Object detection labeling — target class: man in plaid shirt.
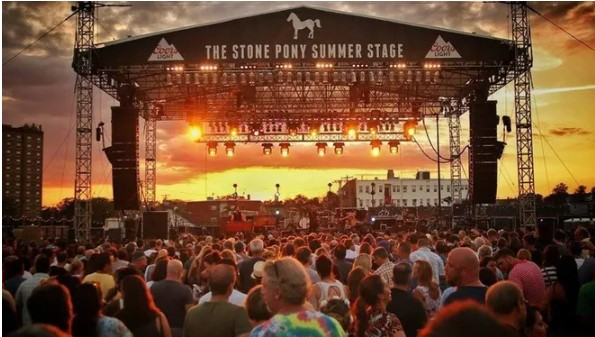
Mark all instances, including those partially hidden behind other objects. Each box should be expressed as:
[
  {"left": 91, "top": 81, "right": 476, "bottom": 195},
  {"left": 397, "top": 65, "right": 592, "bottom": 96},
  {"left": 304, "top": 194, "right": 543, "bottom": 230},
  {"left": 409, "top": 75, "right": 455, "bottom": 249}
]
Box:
[{"left": 372, "top": 247, "right": 395, "bottom": 287}]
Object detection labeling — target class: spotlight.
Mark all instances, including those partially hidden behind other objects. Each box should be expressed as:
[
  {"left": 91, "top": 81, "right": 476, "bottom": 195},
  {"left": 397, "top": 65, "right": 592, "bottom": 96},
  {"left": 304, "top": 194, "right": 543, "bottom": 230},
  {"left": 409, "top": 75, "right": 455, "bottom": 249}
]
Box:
[
  {"left": 403, "top": 120, "right": 418, "bottom": 140},
  {"left": 224, "top": 142, "right": 235, "bottom": 157},
  {"left": 316, "top": 142, "right": 327, "bottom": 156},
  {"left": 370, "top": 140, "right": 382, "bottom": 157},
  {"left": 287, "top": 122, "right": 299, "bottom": 136},
  {"left": 367, "top": 121, "right": 379, "bottom": 135},
  {"left": 189, "top": 124, "right": 202, "bottom": 141},
  {"left": 262, "top": 143, "right": 273, "bottom": 155},
  {"left": 250, "top": 123, "right": 263, "bottom": 136},
  {"left": 229, "top": 123, "right": 239, "bottom": 137},
  {"left": 279, "top": 143, "right": 290, "bottom": 157},
  {"left": 333, "top": 142, "right": 345, "bottom": 155},
  {"left": 309, "top": 122, "right": 321, "bottom": 137},
  {"left": 345, "top": 121, "right": 358, "bottom": 137},
  {"left": 388, "top": 140, "right": 400, "bottom": 154},
  {"left": 207, "top": 142, "right": 218, "bottom": 156}
]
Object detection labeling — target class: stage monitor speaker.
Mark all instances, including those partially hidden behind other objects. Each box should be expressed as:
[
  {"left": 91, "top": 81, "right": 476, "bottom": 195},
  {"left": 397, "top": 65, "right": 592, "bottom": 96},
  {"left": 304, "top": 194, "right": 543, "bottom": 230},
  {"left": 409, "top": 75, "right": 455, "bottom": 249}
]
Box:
[
  {"left": 107, "top": 228, "right": 123, "bottom": 243},
  {"left": 143, "top": 211, "right": 169, "bottom": 239}
]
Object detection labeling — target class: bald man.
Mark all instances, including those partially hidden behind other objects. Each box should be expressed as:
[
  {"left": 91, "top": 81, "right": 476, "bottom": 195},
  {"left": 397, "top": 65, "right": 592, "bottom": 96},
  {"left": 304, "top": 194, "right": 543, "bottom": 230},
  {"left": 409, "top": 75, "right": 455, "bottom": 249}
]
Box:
[
  {"left": 486, "top": 281, "right": 527, "bottom": 337},
  {"left": 151, "top": 259, "right": 195, "bottom": 337},
  {"left": 442, "top": 247, "right": 488, "bottom": 307}
]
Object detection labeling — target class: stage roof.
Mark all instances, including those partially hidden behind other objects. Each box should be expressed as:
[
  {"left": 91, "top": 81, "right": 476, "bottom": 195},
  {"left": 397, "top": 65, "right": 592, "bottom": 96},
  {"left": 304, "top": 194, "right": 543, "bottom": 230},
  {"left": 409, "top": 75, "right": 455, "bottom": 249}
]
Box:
[{"left": 80, "top": 6, "right": 517, "bottom": 124}]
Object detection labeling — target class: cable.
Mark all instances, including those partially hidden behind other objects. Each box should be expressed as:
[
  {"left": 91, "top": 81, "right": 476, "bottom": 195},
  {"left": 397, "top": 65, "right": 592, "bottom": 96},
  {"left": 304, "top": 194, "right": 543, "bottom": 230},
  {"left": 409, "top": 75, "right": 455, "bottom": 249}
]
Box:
[
  {"left": 3, "top": 11, "right": 77, "bottom": 67},
  {"left": 413, "top": 137, "right": 453, "bottom": 164},
  {"left": 528, "top": 5, "right": 595, "bottom": 53},
  {"left": 530, "top": 76, "right": 551, "bottom": 193},
  {"left": 421, "top": 117, "right": 469, "bottom": 161}
]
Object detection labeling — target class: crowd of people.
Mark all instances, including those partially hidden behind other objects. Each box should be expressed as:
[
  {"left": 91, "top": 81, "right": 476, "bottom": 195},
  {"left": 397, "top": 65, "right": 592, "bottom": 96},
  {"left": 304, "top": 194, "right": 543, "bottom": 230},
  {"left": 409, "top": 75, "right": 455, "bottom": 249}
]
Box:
[{"left": 2, "top": 225, "right": 595, "bottom": 337}]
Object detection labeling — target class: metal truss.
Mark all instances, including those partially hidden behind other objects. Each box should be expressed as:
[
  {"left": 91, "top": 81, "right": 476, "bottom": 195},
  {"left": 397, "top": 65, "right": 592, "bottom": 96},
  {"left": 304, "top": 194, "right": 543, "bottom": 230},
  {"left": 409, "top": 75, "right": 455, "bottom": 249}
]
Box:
[
  {"left": 448, "top": 111, "right": 463, "bottom": 204},
  {"left": 144, "top": 107, "right": 157, "bottom": 207},
  {"left": 196, "top": 132, "right": 408, "bottom": 144},
  {"left": 512, "top": 2, "right": 536, "bottom": 227},
  {"left": 73, "top": 2, "right": 95, "bottom": 242}
]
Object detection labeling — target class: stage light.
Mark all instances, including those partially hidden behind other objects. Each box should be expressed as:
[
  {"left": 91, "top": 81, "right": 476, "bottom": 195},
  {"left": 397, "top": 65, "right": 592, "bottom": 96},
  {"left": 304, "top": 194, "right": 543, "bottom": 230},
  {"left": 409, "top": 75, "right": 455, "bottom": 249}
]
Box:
[
  {"left": 207, "top": 142, "right": 218, "bottom": 156},
  {"left": 316, "top": 143, "right": 327, "bottom": 157},
  {"left": 224, "top": 142, "right": 235, "bottom": 157},
  {"left": 189, "top": 125, "right": 202, "bottom": 141},
  {"left": 388, "top": 140, "right": 400, "bottom": 154},
  {"left": 279, "top": 143, "right": 290, "bottom": 157},
  {"left": 287, "top": 122, "right": 299, "bottom": 136},
  {"left": 262, "top": 143, "right": 273, "bottom": 155},
  {"left": 309, "top": 122, "right": 321, "bottom": 137},
  {"left": 367, "top": 121, "right": 380, "bottom": 135},
  {"left": 250, "top": 123, "right": 262, "bottom": 136},
  {"left": 229, "top": 123, "right": 239, "bottom": 136},
  {"left": 333, "top": 142, "right": 345, "bottom": 155},
  {"left": 370, "top": 140, "right": 382, "bottom": 157},
  {"left": 403, "top": 120, "right": 418, "bottom": 140},
  {"left": 345, "top": 121, "right": 358, "bottom": 137}
]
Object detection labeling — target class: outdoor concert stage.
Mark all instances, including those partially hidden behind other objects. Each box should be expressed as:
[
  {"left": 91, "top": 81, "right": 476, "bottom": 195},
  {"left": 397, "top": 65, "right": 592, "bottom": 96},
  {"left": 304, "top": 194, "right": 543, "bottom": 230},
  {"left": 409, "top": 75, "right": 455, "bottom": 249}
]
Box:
[{"left": 76, "top": 6, "right": 519, "bottom": 221}]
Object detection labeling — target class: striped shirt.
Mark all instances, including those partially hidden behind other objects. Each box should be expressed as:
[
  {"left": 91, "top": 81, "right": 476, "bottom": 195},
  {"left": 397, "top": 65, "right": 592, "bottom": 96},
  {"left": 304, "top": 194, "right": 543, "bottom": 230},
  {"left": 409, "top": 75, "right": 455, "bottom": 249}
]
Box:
[
  {"left": 508, "top": 260, "right": 546, "bottom": 307},
  {"left": 541, "top": 266, "right": 557, "bottom": 287}
]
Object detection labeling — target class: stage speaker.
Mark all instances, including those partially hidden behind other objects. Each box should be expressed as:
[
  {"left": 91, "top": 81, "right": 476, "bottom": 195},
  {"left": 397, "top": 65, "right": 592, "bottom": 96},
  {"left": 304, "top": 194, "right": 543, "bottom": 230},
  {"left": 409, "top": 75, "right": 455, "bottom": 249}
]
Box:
[
  {"left": 143, "top": 211, "right": 169, "bottom": 239},
  {"left": 106, "top": 106, "right": 140, "bottom": 211},
  {"left": 469, "top": 101, "right": 498, "bottom": 204}
]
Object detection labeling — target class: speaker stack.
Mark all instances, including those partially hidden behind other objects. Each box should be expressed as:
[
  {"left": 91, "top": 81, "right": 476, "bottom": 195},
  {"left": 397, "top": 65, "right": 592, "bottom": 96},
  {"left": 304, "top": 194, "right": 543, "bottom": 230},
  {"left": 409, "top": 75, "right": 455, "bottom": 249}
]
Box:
[{"left": 469, "top": 100, "right": 498, "bottom": 204}]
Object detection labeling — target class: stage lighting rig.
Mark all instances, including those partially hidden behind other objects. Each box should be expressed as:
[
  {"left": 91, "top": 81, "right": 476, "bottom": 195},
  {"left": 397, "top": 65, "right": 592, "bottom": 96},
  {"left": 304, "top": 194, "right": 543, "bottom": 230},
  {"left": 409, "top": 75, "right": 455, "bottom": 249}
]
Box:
[
  {"left": 225, "top": 142, "right": 235, "bottom": 157},
  {"left": 388, "top": 140, "right": 400, "bottom": 154},
  {"left": 279, "top": 143, "right": 290, "bottom": 157},
  {"left": 403, "top": 120, "right": 418, "bottom": 140},
  {"left": 262, "top": 143, "right": 273, "bottom": 155},
  {"left": 207, "top": 142, "right": 218, "bottom": 156},
  {"left": 333, "top": 142, "right": 345, "bottom": 155},
  {"left": 370, "top": 140, "right": 382, "bottom": 157},
  {"left": 316, "top": 143, "right": 327, "bottom": 156}
]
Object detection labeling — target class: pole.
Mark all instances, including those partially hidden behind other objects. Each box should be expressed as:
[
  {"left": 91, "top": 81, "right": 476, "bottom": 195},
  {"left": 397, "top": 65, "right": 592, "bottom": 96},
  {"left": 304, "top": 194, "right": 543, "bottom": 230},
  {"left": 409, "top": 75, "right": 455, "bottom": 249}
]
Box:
[{"left": 437, "top": 114, "right": 442, "bottom": 222}]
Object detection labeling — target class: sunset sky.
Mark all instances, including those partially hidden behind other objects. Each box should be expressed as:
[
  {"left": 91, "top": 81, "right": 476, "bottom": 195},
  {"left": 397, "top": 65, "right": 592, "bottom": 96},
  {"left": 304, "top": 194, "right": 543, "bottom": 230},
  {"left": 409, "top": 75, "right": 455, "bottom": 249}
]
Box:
[{"left": 2, "top": 1, "right": 594, "bottom": 207}]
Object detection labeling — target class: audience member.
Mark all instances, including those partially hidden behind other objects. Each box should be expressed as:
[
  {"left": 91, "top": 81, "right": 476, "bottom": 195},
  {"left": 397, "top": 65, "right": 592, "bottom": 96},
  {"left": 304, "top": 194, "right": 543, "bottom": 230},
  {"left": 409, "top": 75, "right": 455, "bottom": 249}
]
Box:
[
  {"left": 151, "top": 260, "right": 193, "bottom": 337},
  {"left": 387, "top": 263, "right": 427, "bottom": 337}
]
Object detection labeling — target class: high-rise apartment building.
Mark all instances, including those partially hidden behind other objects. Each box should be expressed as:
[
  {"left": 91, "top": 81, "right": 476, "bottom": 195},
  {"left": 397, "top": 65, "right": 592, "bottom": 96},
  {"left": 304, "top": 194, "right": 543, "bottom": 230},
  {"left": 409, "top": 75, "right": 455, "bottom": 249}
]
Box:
[{"left": 2, "top": 124, "right": 43, "bottom": 218}]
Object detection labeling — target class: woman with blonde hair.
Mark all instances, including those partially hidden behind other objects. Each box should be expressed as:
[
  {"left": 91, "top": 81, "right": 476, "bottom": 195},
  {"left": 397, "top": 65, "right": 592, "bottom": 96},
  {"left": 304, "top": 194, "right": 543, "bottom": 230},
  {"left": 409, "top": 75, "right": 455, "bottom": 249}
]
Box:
[
  {"left": 252, "top": 257, "right": 344, "bottom": 337},
  {"left": 412, "top": 260, "right": 441, "bottom": 319},
  {"left": 353, "top": 254, "right": 373, "bottom": 275}
]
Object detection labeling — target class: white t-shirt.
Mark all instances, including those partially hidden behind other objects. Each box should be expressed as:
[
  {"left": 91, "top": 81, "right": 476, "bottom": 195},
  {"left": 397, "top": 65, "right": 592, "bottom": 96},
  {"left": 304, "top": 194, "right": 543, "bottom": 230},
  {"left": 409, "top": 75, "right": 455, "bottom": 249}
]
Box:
[{"left": 198, "top": 289, "right": 247, "bottom": 306}]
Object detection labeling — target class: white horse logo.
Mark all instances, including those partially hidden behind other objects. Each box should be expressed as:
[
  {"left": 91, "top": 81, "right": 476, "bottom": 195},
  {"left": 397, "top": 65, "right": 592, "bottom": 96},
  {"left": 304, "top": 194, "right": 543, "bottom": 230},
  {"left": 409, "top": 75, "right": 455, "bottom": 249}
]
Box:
[{"left": 287, "top": 12, "right": 321, "bottom": 40}]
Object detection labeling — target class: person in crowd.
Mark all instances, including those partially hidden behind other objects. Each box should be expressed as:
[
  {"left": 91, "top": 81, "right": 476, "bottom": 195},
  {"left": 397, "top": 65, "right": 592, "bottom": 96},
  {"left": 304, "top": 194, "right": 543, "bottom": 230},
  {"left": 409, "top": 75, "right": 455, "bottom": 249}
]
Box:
[
  {"left": 103, "top": 267, "right": 142, "bottom": 317},
  {"left": 480, "top": 256, "right": 504, "bottom": 281},
  {"left": 16, "top": 254, "right": 50, "bottom": 325},
  {"left": 344, "top": 239, "right": 357, "bottom": 261},
  {"left": 199, "top": 259, "right": 248, "bottom": 306},
  {"left": 522, "top": 233, "right": 543, "bottom": 267},
  {"left": 495, "top": 248, "right": 545, "bottom": 308},
  {"left": 4, "top": 256, "right": 27, "bottom": 297},
  {"left": 347, "top": 267, "right": 367, "bottom": 305},
  {"left": 310, "top": 254, "right": 347, "bottom": 309},
  {"left": 251, "top": 257, "right": 345, "bottom": 337},
  {"left": 372, "top": 247, "right": 395, "bottom": 288},
  {"left": 410, "top": 238, "right": 445, "bottom": 286},
  {"left": 235, "top": 241, "right": 249, "bottom": 265},
  {"left": 183, "top": 264, "right": 252, "bottom": 337},
  {"left": 353, "top": 254, "right": 373, "bottom": 275},
  {"left": 477, "top": 244, "right": 493, "bottom": 261},
  {"left": 524, "top": 305, "right": 548, "bottom": 337},
  {"left": 244, "top": 285, "right": 272, "bottom": 327},
  {"left": 145, "top": 249, "right": 169, "bottom": 282},
  {"left": 115, "top": 275, "right": 172, "bottom": 337},
  {"left": 574, "top": 227, "right": 591, "bottom": 259},
  {"left": 295, "top": 246, "right": 320, "bottom": 284},
  {"left": 4, "top": 288, "right": 20, "bottom": 335},
  {"left": 486, "top": 281, "right": 527, "bottom": 337},
  {"left": 412, "top": 260, "right": 441, "bottom": 319},
  {"left": 387, "top": 262, "right": 427, "bottom": 337},
  {"left": 8, "top": 324, "right": 72, "bottom": 337},
  {"left": 27, "top": 283, "right": 72, "bottom": 334},
  {"left": 479, "top": 267, "right": 498, "bottom": 286},
  {"left": 577, "top": 268, "right": 595, "bottom": 336},
  {"left": 49, "top": 252, "right": 69, "bottom": 277},
  {"left": 72, "top": 283, "right": 132, "bottom": 337},
  {"left": 541, "top": 244, "right": 560, "bottom": 287},
  {"left": 418, "top": 301, "right": 514, "bottom": 337},
  {"left": 239, "top": 239, "right": 265, "bottom": 293},
  {"left": 112, "top": 249, "right": 130, "bottom": 272},
  {"left": 443, "top": 247, "right": 487, "bottom": 306},
  {"left": 69, "top": 259, "right": 84, "bottom": 279},
  {"left": 353, "top": 274, "right": 406, "bottom": 337},
  {"left": 570, "top": 240, "right": 585, "bottom": 270},
  {"left": 543, "top": 254, "right": 580, "bottom": 336},
  {"left": 151, "top": 260, "right": 194, "bottom": 337},
  {"left": 320, "top": 298, "right": 352, "bottom": 332},
  {"left": 146, "top": 258, "right": 169, "bottom": 288},
  {"left": 334, "top": 244, "right": 353, "bottom": 284},
  {"left": 359, "top": 243, "right": 372, "bottom": 256},
  {"left": 129, "top": 251, "right": 148, "bottom": 275},
  {"left": 82, "top": 252, "right": 115, "bottom": 300}
]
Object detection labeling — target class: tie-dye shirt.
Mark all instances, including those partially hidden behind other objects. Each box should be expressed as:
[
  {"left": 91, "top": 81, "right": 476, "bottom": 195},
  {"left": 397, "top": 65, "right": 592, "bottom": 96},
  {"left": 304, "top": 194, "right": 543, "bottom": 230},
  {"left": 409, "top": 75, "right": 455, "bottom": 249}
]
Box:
[{"left": 250, "top": 310, "right": 346, "bottom": 337}]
